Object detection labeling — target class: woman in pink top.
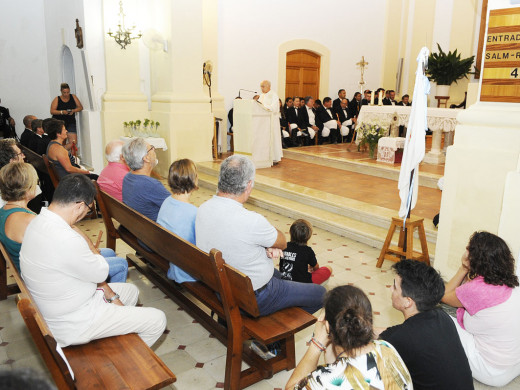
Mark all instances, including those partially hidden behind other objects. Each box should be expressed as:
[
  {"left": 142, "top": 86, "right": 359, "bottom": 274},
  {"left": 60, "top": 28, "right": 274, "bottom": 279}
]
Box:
[{"left": 442, "top": 231, "right": 520, "bottom": 387}]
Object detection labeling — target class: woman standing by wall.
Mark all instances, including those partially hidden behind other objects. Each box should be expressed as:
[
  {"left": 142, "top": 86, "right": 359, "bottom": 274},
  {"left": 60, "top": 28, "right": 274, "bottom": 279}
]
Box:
[{"left": 50, "top": 83, "right": 83, "bottom": 149}]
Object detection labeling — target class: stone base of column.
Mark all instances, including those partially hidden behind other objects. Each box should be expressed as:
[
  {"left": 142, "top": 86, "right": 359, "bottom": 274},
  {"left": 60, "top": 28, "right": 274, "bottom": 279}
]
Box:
[
  {"left": 423, "top": 150, "right": 445, "bottom": 164},
  {"left": 151, "top": 99, "right": 214, "bottom": 177}
]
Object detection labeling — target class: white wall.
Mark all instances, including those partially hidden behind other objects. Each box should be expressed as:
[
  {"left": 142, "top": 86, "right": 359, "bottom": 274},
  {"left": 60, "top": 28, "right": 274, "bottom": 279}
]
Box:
[
  {"left": 217, "top": 0, "right": 386, "bottom": 112},
  {"left": 0, "top": 0, "right": 107, "bottom": 170},
  {"left": 0, "top": 1, "right": 51, "bottom": 132}
]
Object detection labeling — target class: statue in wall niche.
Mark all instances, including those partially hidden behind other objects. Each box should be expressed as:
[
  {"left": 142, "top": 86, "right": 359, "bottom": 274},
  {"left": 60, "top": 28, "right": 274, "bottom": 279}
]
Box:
[
  {"left": 389, "top": 113, "right": 399, "bottom": 137},
  {"left": 75, "top": 19, "right": 84, "bottom": 49}
]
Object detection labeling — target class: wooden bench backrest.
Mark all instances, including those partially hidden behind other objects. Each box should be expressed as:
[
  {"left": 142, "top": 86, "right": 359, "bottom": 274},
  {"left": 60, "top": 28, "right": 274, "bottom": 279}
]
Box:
[
  {"left": 0, "top": 242, "right": 75, "bottom": 389},
  {"left": 20, "top": 145, "right": 47, "bottom": 174},
  {"left": 42, "top": 154, "right": 60, "bottom": 188},
  {"left": 96, "top": 186, "right": 261, "bottom": 317}
]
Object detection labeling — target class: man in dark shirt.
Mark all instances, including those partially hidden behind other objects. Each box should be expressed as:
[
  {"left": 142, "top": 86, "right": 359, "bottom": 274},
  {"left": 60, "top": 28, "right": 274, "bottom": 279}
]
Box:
[
  {"left": 20, "top": 115, "right": 37, "bottom": 147},
  {"left": 0, "top": 99, "right": 16, "bottom": 138},
  {"left": 379, "top": 259, "right": 474, "bottom": 390}
]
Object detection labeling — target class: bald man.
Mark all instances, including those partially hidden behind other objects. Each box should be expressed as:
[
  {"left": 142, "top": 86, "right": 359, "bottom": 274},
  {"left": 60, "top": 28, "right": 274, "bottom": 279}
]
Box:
[
  {"left": 258, "top": 80, "right": 283, "bottom": 164},
  {"left": 97, "top": 140, "right": 130, "bottom": 201},
  {"left": 20, "top": 115, "right": 37, "bottom": 147}
]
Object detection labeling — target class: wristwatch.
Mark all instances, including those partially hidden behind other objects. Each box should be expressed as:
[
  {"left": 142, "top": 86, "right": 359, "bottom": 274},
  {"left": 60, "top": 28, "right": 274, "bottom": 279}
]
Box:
[{"left": 107, "top": 293, "right": 120, "bottom": 303}]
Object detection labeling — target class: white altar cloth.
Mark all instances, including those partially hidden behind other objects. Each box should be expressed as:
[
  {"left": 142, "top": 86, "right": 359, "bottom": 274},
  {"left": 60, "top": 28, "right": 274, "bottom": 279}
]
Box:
[
  {"left": 378, "top": 137, "right": 405, "bottom": 150},
  {"left": 357, "top": 105, "right": 460, "bottom": 132}
]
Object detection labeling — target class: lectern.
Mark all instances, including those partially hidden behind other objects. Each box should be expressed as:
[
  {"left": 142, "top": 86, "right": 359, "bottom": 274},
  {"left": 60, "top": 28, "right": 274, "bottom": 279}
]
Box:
[{"left": 233, "top": 99, "right": 273, "bottom": 168}]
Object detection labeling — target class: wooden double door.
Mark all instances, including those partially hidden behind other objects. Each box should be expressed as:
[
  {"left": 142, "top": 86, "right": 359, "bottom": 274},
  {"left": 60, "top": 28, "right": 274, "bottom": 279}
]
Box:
[{"left": 285, "top": 50, "right": 320, "bottom": 99}]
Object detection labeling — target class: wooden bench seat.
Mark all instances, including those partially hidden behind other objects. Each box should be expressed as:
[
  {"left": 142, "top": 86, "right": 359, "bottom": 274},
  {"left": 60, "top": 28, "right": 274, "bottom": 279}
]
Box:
[
  {"left": 0, "top": 242, "right": 176, "bottom": 390},
  {"left": 96, "top": 184, "right": 317, "bottom": 390}
]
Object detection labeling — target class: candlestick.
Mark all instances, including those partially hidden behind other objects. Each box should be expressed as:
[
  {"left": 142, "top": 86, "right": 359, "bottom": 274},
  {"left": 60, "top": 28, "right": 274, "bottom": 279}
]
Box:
[{"left": 370, "top": 91, "right": 375, "bottom": 106}]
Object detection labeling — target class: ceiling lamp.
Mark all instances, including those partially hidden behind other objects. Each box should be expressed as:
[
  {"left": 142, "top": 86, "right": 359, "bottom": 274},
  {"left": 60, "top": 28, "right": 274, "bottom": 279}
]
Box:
[{"left": 107, "top": 1, "right": 142, "bottom": 49}]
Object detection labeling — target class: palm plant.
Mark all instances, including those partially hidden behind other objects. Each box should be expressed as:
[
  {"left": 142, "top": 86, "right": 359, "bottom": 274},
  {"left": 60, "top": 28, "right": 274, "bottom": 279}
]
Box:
[{"left": 427, "top": 43, "right": 475, "bottom": 85}]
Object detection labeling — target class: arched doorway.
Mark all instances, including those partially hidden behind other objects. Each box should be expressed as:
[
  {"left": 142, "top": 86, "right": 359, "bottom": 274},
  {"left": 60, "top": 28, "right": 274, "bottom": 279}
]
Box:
[
  {"left": 285, "top": 50, "right": 320, "bottom": 99},
  {"left": 61, "top": 46, "right": 76, "bottom": 93}
]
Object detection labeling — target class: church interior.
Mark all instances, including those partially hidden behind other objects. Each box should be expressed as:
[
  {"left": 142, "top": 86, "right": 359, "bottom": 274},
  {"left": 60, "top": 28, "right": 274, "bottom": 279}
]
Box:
[{"left": 2, "top": 0, "right": 520, "bottom": 389}]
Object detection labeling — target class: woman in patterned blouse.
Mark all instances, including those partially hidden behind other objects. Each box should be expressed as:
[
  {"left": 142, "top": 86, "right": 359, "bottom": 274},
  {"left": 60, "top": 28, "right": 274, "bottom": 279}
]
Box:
[{"left": 286, "top": 285, "right": 412, "bottom": 390}]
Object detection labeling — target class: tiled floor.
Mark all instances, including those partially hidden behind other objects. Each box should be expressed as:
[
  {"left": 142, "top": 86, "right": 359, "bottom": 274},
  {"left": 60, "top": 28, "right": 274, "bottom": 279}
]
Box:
[{"left": 1, "top": 187, "right": 518, "bottom": 389}]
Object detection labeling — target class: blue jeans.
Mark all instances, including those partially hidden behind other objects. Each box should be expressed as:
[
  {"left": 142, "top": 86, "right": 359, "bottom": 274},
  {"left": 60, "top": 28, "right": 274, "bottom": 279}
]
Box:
[
  {"left": 255, "top": 269, "right": 325, "bottom": 316},
  {"left": 100, "top": 248, "right": 128, "bottom": 283}
]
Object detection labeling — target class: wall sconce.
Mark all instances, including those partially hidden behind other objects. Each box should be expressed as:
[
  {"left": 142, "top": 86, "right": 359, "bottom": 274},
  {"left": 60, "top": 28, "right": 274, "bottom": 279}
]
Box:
[{"left": 107, "top": 0, "right": 142, "bottom": 49}]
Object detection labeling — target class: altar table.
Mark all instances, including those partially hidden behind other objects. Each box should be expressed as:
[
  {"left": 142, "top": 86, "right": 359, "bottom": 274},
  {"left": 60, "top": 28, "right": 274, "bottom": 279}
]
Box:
[{"left": 357, "top": 105, "right": 462, "bottom": 164}]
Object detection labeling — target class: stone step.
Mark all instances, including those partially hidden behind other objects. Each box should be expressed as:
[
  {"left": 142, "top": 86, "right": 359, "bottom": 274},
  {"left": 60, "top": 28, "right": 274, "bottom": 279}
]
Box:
[
  {"left": 282, "top": 148, "right": 442, "bottom": 189},
  {"left": 197, "top": 162, "right": 437, "bottom": 245},
  {"left": 197, "top": 167, "right": 436, "bottom": 259}
]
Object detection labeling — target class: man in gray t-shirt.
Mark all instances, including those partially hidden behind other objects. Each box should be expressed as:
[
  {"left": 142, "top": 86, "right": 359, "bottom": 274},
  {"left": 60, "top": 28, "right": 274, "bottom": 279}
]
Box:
[{"left": 196, "top": 155, "right": 325, "bottom": 316}]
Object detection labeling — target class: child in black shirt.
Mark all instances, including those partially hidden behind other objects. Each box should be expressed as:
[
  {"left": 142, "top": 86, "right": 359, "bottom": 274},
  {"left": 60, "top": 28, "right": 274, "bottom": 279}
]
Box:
[{"left": 280, "top": 219, "right": 332, "bottom": 284}]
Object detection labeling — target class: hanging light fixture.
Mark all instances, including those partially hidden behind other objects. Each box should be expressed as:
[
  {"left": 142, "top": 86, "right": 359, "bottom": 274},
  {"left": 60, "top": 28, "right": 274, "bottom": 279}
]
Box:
[{"left": 107, "top": 0, "right": 142, "bottom": 49}]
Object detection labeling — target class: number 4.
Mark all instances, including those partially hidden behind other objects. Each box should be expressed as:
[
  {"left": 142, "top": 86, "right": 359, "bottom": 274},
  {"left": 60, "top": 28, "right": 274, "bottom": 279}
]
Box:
[{"left": 511, "top": 68, "right": 519, "bottom": 78}]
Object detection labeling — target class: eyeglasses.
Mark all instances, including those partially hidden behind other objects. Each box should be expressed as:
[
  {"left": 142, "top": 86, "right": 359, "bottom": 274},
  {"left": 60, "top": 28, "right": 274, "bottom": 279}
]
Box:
[
  {"left": 77, "top": 201, "right": 94, "bottom": 215},
  {"left": 147, "top": 145, "right": 155, "bottom": 154}
]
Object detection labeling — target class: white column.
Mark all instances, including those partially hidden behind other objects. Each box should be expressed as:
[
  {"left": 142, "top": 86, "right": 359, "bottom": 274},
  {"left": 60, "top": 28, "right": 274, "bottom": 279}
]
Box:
[
  {"left": 150, "top": 0, "right": 213, "bottom": 176},
  {"left": 435, "top": 102, "right": 520, "bottom": 278}
]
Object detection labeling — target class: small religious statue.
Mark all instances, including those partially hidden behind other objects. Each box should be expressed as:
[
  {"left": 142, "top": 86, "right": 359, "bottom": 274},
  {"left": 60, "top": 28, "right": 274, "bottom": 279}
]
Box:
[
  {"left": 389, "top": 113, "right": 399, "bottom": 137},
  {"left": 356, "top": 56, "right": 368, "bottom": 94},
  {"left": 75, "top": 19, "right": 84, "bottom": 49}
]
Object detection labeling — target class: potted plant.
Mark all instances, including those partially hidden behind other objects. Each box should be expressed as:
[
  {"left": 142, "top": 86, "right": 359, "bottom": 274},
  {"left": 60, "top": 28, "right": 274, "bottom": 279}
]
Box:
[{"left": 427, "top": 43, "right": 475, "bottom": 96}]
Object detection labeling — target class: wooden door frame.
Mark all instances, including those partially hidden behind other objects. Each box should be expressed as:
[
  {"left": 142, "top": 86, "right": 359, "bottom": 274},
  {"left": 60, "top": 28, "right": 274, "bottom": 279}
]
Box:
[
  {"left": 278, "top": 39, "right": 330, "bottom": 101},
  {"left": 285, "top": 50, "right": 321, "bottom": 99}
]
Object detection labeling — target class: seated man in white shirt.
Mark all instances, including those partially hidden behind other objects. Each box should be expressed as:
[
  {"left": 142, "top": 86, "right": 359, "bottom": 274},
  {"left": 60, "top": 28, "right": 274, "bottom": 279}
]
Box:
[
  {"left": 20, "top": 174, "right": 166, "bottom": 348},
  {"left": 297, "top": 96, "right": 321, "bottom": 142},
  {"left": 196, "top": 155, "right": 325, "bottom": 317},
  {"left": 316, "top": 97, "right": 340, "bottom": 144},
  {"left": 335, "top": 98, "right": 357, "bottom": 142}
]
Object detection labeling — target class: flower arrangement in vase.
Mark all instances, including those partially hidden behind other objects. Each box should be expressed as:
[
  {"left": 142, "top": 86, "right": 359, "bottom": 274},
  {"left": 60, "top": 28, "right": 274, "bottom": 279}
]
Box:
[{"left": 357, "top": 122, "right": 388, "bottom": 159}]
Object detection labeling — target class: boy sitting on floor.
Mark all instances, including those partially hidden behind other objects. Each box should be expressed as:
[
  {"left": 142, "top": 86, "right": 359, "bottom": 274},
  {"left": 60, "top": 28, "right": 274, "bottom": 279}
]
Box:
[{"left": 280, "top": 219, "right": 332, "bottom": 285}]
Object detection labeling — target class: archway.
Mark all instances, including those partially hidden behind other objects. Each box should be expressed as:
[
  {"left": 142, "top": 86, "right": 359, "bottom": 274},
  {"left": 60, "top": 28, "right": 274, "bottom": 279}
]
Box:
[
  {"left": 61, "top": 46, "right": 76, "bottom": 93},
  {"left": 278, "top": 39, "right": 330, "bottom": 100}
]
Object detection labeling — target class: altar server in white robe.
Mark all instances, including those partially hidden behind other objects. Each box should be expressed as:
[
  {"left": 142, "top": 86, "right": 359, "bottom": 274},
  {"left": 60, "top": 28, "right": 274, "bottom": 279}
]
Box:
[{"left": 258, "top": 80, "right": 283, "bottom": 163}]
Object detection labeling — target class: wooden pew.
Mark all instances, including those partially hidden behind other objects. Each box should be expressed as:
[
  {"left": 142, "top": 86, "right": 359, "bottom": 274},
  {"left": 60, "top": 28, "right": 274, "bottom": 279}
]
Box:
[
  {"left": 42, "top": 154, "right": 61, "bottom": 189},
  {"left": 0, "top": 241, "right": 176, "bottom": 390},
  {"left": 96, "top": 185, "right": 317, "bottom": 390}
]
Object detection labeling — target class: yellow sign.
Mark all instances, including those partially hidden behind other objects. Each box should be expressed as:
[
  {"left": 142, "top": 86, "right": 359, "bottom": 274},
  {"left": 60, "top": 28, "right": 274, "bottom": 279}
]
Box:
[{"left": 481, "top": 7, "right": 520, "bottom": 102}]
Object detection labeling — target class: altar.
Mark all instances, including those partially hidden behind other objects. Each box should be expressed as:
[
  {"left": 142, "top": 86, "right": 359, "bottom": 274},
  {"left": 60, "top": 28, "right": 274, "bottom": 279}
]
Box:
[{"left": 356, "top": 105, "right": 462, "bottom": 164}]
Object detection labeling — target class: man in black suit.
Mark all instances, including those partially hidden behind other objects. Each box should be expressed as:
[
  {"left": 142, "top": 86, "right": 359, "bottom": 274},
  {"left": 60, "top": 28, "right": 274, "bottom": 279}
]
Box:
[
  {"left": 283, "top": 97, "right": 293, "bottom": 118},
  {"left": 348, "top": 92, "right": 362, "bottom": 118},
  {"left": 398, "top": 94, "right": 411, "bottom": 106},
  {"left": 335, "top": 98, "right": 357, "bottom": 143},
  {"left": 316, "top": 97, "right": 340, "bottom": 144},
  {"left": 286, "top": 96, "right": 305, "bottom": 146},
  {"left": 383, "top": 90, "right": 397, "bottom": 105},
  {"left": 28, "top": 119, "right": 51, "bottom": 155},
  {"left": 20, "top": 115, "right": 37, "bottom": 147},
  {"left": 361, "top": 90, "right": 372, "bottom": 106},
  {"left": 297, "top": 96, "right": 321, "bottom": 145},
  {"left": 332, "top": 89, "right": 346, "bottom": 111}
]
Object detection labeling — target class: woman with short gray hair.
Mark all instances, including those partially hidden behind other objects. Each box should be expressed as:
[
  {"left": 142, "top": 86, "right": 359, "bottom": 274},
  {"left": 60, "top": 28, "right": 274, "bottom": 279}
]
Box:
[{"left": 121, "top": 138, "right": 170, "bottom": 221}]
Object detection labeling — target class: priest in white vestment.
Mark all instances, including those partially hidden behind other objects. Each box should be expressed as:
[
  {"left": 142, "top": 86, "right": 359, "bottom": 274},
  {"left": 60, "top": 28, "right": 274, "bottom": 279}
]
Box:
[{"left": 258, "top": 80, "right": 283, "bottom": 163}]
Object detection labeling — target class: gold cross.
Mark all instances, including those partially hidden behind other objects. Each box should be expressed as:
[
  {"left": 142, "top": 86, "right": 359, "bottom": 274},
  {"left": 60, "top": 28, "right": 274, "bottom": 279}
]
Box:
[{"left": 356, "top": 56, "right": 369, "bottom": 68}]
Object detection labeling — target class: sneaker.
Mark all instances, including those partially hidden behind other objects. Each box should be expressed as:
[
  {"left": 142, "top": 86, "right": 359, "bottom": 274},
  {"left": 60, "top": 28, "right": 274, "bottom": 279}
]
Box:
[{"left": 250, "top": 340, "right": 278, "bottom": 360}]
